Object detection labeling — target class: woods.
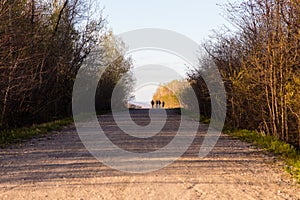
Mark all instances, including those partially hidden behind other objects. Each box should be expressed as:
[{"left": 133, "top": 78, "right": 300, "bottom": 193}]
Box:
[
  {"left": 189, "top": 0, "right": 300, "bottom": 147},
  {"left": 0, "top": 0, "right": 132, "bottom": 129},
  {"left": 152, "top": 80, "right": 188, "bottom": 108},
  {"left": 1, "top": 0, "right": 299, "bottom": 149}
]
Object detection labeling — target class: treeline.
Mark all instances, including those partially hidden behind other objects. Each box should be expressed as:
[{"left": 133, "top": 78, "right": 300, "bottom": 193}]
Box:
[
  {"left": 188, "top": 0, "right": 300, "bottom": 147},
  {"left": 152, "top": 80, "right": 188, "bottom": 108},
  {"left": 0, "top": 0, "right": 132, "bottom": 129}
]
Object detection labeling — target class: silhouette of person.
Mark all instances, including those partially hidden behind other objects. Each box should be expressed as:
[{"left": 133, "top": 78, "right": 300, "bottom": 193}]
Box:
[
  {"left": 158, "top": 100, "right": 161, "bottom": 108},
  {"left": 162, "top": 101, "right": 165, "bottom": 108},
  {"left": 155, "top": 100, "right": 158, "bottom": 108},
  {"left": 151, "top": 100, "right": 154, "bottom": 108}
]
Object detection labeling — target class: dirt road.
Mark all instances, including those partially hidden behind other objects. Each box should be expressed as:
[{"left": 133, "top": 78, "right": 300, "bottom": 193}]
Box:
[{"left": 0, "top": 109, "right": 299, "bottom": 199}]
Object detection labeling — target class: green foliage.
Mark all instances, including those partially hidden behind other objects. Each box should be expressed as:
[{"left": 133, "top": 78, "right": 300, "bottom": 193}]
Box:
[
  {"left": 0, "top": 118, "right": 73, "bottom": 148},
  {"left": 179, "top": 108, "right": 210, "bottom": 124},
  {"left": 226, "top": 129, "right": 300, "bottom": 182},
  {"left": 199, "top": 115, "right": 211, "bottom": 124}
]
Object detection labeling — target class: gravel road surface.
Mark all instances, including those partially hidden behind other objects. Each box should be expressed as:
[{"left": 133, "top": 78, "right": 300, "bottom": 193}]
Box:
[{"left": 0, "top": 109, "right": 299, "bottom": 200}]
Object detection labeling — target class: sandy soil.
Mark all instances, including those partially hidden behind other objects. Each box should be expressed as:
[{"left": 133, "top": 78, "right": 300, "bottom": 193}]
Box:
[{"left": 0, "top": 109, "right": 299, "bottom": 200}]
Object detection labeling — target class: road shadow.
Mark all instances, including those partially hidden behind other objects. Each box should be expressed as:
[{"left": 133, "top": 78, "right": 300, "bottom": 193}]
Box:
[{"left": 0, "top": 109, "right": 271, "bottom": 186}]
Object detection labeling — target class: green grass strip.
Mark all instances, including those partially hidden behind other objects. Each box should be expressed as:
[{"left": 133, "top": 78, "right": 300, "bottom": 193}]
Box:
[
  {"left": 0, "top": 110, "right": 112, "bottom": 148},
  {"left": 176, "top": 108, "right": 211, "bottom": 124},
  {"left": 0, "top": 118, "right": 73, "bottom": 148},
  {"left": 225, "top": 129, "right": 300, "bottom": 183}
]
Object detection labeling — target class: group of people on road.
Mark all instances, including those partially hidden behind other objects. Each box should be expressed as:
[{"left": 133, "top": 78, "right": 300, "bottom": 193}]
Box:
[{"left": 151, "top": 100, "right": 165, "bottom": 109}]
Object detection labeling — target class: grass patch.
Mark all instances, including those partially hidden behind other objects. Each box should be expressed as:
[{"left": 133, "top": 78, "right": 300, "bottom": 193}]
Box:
[
  {"left": 0, "top": 118, "right": 73, "bottom": 148},
  {"left": 178, "top": 108, "right": 211, "bottom": 124},
  {"left": 199, "top": 115, "right": 211, "bottom": 124},
  {"left": 0, "top": 110, "right": 112, "bottom": 148},
  {"left": 225, "top": 129, "right": 300, "bottom": 183},
  {"left": 177, "top": 107, "right": 300, "bottom": 182}
]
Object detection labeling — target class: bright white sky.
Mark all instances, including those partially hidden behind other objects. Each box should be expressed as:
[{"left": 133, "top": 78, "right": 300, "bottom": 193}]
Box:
[{"left": 95, "top": 0, "right": 233, "bottom": 104}]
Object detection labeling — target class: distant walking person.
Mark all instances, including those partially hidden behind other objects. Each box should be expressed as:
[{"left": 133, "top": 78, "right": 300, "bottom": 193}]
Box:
[
  {"left": 158, "top": 100, "right": 161, "bottom": 108},
  {"left": 155, "top": 100, "right": 159, "bottom": 108},
  {"left": 151, "top": 100, "right": 154, "bottom": 108},
  {"left": 162, "top": 101, "right": 165, "bottom": 108}
]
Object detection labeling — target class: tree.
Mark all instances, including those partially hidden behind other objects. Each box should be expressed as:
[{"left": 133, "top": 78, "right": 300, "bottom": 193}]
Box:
[
  {"left": 153, "top": 80, "right": 188, "bottom": 108},
  {"left": 95, "top": 31, "right": 134, "bottom": 112},
  {"left": 188, "top": 0, "right": 300, "bottom": 146},
  {"left": 0, "top": 0, "right": 106, "bottom": 128}
]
